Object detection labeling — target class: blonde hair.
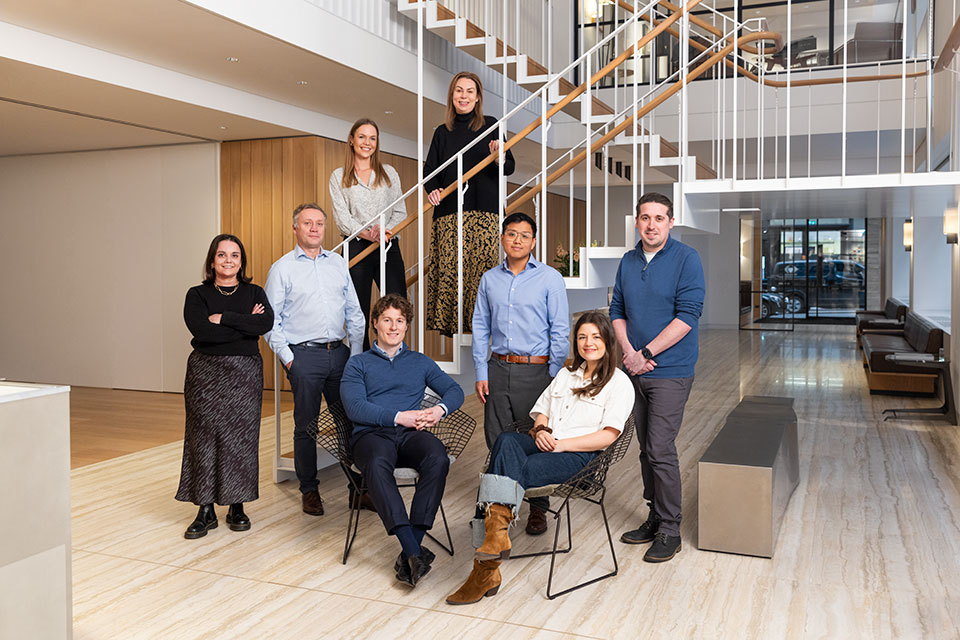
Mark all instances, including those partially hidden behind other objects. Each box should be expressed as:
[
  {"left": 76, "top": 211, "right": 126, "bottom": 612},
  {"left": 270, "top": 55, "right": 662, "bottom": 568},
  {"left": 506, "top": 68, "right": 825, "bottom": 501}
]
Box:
[
  {"left": 444, "top": 72, "right": 485, "bottom": 132},
  {"left": 341, "top": 118, "right": 392, "bottom": 190}
]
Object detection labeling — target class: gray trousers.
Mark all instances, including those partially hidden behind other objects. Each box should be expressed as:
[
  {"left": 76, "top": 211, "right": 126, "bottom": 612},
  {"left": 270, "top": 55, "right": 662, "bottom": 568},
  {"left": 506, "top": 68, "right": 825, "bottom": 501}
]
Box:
[
  {"left": 630, "top": 375, "right": 694, "bottom": 537},
  {"left": 484, "top": 358, "right": 552, "bottom": 511}
]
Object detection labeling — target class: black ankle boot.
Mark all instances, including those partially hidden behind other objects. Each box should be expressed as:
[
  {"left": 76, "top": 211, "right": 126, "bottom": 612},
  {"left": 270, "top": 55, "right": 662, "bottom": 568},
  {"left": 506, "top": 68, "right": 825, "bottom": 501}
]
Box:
[
  {"left": 184, "top": 504, "right": 218, "bottom": 539},
  {"left": 226, "top": 503, "right": 251, "bottom": 531}
]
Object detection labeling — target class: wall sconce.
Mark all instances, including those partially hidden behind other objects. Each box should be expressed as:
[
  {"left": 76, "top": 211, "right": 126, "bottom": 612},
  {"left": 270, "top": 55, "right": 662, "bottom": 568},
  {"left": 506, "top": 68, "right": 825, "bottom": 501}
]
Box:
[
  {"left": 944, "top": 205, "right": 959, "bottom": 244},
  {"left": 903, "top": 218, "right": 913, "bottom": 251}
]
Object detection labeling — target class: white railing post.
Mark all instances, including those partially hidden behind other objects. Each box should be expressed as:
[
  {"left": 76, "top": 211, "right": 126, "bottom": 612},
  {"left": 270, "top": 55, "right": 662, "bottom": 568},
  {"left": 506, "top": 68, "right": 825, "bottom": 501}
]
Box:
[
  {"left": 417, "top": 0, "right": 424, "bottom": 349},
  {"left": 900, "top": 2, "right": 907, "bottom": 178},
  {"left": 732, "top": 0, "right": 739, "bottom": 184},
  {"left": 785, "top": 0, "right": 791, "bottom": 182},
  {"left": 926, "top": 0, "right": 933, "bottom": 172},
  {"left": 585, "top": 51, "right": 592, "bottom": 281},
  {"left": 841, "top": 0, "right": 848, "bottom": 181}
]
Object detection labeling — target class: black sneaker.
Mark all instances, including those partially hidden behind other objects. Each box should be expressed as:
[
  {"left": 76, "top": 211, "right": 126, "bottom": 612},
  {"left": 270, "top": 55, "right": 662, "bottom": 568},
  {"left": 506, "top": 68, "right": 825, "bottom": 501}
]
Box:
[
  {"left": 620, "top": 514, "right": 659, "bottom": 545},
  {"left": 643, "top": 532, "right": 681, "bottom": 562}
]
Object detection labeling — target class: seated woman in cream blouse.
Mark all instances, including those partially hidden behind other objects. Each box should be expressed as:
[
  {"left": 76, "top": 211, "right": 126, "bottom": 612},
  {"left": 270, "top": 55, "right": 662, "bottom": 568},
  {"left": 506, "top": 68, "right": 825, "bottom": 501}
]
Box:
[{"left": 446, "top": 310, "right": 634, "bottom": 605}]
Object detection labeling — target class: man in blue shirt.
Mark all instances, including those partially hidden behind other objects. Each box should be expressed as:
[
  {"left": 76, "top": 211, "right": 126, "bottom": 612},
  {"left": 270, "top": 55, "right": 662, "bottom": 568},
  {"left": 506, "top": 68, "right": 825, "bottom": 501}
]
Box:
[
  {"left": 341, "top": 294, "right": 464, "bottom": 588},
  {"left": 610, "top": 192, "right": 705, "bottom": 563},
  {"left": 265, "top": 203, "right": 366, "bottom": 516},
  {"left": 472, "top": 212, "right": 569, "bottom": 536}
]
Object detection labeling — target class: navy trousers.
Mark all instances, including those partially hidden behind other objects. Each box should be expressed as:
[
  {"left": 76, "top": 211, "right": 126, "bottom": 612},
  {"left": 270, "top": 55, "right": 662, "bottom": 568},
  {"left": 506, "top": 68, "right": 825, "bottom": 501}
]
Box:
[
  {"left": 285, "top": 342, "right": 350, "bottom": 494},
  {"left": 351, "top": 426, "right": 450, "bottom": 534}
]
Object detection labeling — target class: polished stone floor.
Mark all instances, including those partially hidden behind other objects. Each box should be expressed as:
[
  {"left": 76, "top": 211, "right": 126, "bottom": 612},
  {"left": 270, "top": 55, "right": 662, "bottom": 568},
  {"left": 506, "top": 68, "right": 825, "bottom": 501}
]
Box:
[{"left": 70, "top": 326, "right": 960, "bottom": 639}]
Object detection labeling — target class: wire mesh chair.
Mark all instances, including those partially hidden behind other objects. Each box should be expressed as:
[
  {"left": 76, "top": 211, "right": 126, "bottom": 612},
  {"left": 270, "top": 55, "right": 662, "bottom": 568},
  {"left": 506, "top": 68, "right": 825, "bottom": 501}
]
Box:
[
  {"left": 489, "top": 414, "right": 636, "bottom": 599},
  {"left": 308, "top": 397, "right": 475, "bottom": 564}
]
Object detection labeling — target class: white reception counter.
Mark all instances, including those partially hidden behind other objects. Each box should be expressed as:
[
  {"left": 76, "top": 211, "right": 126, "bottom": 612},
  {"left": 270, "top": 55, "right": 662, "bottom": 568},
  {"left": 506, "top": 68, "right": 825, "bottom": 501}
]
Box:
[{"left": 0, "top": 381, "right": 72, "bottom": 639}]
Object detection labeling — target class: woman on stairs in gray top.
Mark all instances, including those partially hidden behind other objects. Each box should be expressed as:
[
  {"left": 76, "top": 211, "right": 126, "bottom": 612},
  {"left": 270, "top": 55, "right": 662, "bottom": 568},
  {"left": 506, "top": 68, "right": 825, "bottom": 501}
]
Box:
[{"left": 329, "top": 117, "right": 408, "bottom": 351}]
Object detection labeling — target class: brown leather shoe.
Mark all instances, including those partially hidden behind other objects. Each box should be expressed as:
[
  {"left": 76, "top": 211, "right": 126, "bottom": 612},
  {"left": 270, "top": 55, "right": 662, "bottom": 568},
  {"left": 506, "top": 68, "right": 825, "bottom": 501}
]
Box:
[
  {"left": 525, "top": 506, "right": 548, "bottom": 536},
  {"left": 350, "top": 491, "right": 377, "bottom": 513},
  {"left": 301, "top": 490, "right": 324, "bottom": 516},
  {"left": 446, "top": 559, "right": 502, "bottom": 605},
  {"left": 477, "top": 504, "right": 513, "bottom": 560}
]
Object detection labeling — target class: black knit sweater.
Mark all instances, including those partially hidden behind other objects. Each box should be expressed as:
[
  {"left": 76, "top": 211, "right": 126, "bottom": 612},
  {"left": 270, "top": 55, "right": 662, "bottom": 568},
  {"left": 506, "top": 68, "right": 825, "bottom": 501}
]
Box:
[
  {"left": 183, "top": 282, "right": 274, "bottom": 356},
  {"left": 423, "top": 112, "right": 516, "bottom": 218}
]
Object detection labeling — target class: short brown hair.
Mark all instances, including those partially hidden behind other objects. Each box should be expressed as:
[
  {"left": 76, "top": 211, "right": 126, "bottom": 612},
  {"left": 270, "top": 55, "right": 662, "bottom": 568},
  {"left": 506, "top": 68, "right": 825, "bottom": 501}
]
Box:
[
  {"left": 293, "top": 202, "right": 325, "bottom": 224},
  {"left": 371, "top": 294, "right": 413, "bottom": 327},
  {"left": 636, "top": 192, "right": 673, "bottom": 219}
]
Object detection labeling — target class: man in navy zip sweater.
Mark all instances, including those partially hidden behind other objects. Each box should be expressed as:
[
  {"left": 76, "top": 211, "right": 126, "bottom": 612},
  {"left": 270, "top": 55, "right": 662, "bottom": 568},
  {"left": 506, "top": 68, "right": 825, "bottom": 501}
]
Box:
[
  {"left": 609, "top": 192, "right": 705, "bottom": 563},
  {"left": 341, "top": 294, "right": 465, "bottom": 587}
]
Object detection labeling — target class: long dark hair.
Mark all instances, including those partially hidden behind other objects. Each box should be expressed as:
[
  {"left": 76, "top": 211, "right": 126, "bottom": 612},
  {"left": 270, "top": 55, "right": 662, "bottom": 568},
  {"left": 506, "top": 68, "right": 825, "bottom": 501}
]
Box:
[
  {"left": 202, "top": 234, "right": 252, "bottom": 284},
  {"left": 567, "top": 311, "right": 621, "bottom": 398},
  {"left": 444, "top": 71, "right": 485, "bottom": 132},
  {"left": 341, "top": 118, "right": 392, "bottom": 190}
]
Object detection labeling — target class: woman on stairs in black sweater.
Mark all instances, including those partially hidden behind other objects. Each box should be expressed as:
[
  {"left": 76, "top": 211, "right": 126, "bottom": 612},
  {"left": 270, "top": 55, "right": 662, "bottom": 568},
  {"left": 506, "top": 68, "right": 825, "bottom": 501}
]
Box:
[{"left": 423, "top": 71, "right": 515, "bottom": 337}]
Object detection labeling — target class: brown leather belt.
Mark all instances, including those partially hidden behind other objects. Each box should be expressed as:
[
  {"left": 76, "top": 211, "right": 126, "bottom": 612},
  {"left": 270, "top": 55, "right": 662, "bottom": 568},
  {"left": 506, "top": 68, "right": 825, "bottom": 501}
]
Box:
[{"left": 492, "top": 353, "right": 549, "bottom": 365}]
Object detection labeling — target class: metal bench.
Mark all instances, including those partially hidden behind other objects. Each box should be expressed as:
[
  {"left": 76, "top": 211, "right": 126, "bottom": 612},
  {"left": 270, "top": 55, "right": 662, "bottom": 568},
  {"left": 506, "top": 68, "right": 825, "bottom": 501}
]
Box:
[{"left": 697, "top": 396, "right": 799, "bottom": 558}]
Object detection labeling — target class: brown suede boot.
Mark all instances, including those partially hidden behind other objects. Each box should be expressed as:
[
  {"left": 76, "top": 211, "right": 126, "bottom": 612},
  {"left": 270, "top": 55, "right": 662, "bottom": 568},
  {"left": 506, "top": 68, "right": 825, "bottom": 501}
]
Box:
[
  {"left": 445, "top": 559, "right": 502, "bottom": 605},
  {"left": 476, "top": 504, "right": 513, "bottom": 560}
]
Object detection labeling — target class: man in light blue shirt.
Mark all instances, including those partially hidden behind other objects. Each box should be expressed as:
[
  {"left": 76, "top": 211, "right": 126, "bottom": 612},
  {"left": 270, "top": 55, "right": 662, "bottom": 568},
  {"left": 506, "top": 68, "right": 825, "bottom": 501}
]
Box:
[
  {"left": 265, "top": 202, "right": 366, "bottom": 516},
  {"left": 472, "top": 212, "right": 569, "bottom": 535}
]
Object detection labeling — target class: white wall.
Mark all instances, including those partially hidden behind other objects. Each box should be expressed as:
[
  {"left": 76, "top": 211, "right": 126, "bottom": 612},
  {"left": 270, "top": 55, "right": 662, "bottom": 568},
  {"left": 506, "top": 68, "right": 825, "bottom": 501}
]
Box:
[
  {"left": 0, "top": 144, "right": 219, "bottom": 392},
  {"left": 911, "top": 215, "right": 953, "bottom": 323}
]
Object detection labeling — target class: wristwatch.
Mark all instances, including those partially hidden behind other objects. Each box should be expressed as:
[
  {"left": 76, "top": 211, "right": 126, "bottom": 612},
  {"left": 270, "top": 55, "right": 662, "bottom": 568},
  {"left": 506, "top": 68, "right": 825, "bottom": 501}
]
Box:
[{"left": 641, "top": 346, "right": 653, "bottom": 360}]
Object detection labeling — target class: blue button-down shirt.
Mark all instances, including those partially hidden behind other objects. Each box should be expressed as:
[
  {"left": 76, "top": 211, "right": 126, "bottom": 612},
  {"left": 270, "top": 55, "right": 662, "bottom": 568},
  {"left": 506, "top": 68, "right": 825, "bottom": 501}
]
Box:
[
  {"left": 265, "top": 244, "right": 365, "bottom": 365},
  {"left": 472, "top": 256, "right": 570, "bottom": 381}
]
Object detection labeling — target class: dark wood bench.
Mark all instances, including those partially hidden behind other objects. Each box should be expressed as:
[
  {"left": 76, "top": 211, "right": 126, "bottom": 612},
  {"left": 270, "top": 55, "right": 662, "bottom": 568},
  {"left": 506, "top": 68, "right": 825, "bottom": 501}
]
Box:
[
  {"left": 861, "top": 311, "right": 944, "bottom": 394},
  {"left": 856, "top": 297, "right": 907, "bottom": 348},
  {"left": 698, "top": 396, "right": 799, "bottom": 558}
]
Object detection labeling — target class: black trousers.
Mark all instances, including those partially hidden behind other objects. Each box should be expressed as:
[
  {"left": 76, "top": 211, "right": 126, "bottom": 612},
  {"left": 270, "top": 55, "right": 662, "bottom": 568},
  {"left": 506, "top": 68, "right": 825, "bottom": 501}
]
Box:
[
  {"left": 347, "top": 237, "right": 407, "bottom": 351},
  {"left": 285, "top": 342, "right": 350, "bottom": 493},
  {"left": 350, "top": 426, "right": 450, "bottom": 534}
]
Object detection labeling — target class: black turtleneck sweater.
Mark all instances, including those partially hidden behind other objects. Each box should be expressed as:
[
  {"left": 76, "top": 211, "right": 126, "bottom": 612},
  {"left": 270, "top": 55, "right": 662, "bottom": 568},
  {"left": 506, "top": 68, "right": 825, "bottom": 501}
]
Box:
[{"left": 423, "top": 112, "right": 516, "bottom": 218}]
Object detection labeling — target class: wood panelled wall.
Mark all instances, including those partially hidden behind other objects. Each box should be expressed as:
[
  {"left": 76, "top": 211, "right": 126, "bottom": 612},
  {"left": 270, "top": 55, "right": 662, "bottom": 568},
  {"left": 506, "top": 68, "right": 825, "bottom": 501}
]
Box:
[{"left": 220, "top": 135, "right": 585, "bottom": 388}]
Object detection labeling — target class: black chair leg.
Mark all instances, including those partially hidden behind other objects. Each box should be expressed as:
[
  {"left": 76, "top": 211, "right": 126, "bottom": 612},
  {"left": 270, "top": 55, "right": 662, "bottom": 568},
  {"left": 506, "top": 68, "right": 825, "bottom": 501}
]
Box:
[
  {"left": 545, "top": 489, "right": 618, "bottom": 600},
  {"left": 509, "top": 499, "right": 572, "bottom": 559},
  {"left": 342, "top": 463, "right": 364, "bottom": 565},
  {"left": 423, "top": 501, "right": 455, "bottom": 556}
]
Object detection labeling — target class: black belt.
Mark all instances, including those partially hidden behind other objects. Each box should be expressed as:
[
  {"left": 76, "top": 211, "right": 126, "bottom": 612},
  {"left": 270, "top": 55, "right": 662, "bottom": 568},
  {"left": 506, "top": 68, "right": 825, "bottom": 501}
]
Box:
[{"left": 295, "top": 340, "right": 342, "bottom": 350}]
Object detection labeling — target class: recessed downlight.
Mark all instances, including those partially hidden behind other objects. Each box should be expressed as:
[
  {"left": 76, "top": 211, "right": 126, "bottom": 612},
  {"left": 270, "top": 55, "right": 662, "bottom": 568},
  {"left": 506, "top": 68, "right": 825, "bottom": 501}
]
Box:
[
  {"left": 384, "top": 110, "right": 394, "bottom": 115},
  {"left": 219, "top": 126, "right": 228, "bottom": 130},
  {"left": 226, "top": 56, "right": 239, "bottom": 63},
  {"left": 296, "top": 80, "right": 308, "bottom": 86}
]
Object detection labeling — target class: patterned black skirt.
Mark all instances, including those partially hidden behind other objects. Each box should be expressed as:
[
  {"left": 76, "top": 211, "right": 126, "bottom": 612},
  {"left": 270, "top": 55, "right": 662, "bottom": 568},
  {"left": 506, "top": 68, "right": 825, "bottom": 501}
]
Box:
[{"left": 176, "top": 351, "right": 263, "bottom": 505}]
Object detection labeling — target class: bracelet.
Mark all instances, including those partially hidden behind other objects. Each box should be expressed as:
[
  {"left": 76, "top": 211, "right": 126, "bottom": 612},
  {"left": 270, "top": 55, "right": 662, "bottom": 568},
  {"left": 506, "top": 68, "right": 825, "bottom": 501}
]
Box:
[{"left": 529, "top": 424, "right": 553, "bottom": 438}]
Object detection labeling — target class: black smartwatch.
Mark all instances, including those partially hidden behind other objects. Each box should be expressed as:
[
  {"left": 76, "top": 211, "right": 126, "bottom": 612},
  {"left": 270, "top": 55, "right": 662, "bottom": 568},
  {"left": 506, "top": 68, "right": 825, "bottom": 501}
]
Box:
[{"left": 641, "top": 346, "right": 653, "bottom": 360}]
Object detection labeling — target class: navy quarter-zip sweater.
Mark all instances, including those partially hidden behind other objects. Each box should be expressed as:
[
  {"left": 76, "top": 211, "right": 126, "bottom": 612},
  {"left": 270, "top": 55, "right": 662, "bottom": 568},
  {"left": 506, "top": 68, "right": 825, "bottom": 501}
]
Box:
[
  {"left": 340, "top": 343, "right": 465, "bottom": 434},
  {"left": 609, "top": 236, "right": 705, "bottom": 378}
]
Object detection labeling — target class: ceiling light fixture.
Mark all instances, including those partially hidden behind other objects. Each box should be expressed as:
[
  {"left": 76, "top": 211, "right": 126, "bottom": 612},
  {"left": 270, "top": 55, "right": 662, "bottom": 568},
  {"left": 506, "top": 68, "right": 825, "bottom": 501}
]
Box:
[
  {"left": 296, "top": 80, "right": 308, "bottom": 86},
  {"left": 384, "top": 110, "right": 394, "bottom": 115},
  {"left": 219, "top": 126, "right": 228, "bottom": 130},
  {"left": 226, "top": 56, "right": 239, "bottom": 63}
]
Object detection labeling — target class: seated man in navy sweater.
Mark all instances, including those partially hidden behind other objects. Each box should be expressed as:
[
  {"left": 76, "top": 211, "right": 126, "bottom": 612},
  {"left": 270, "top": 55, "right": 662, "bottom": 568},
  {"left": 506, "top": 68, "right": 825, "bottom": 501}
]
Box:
[{"left": 340, "top": 294, "right": 465, "bottom": 587}]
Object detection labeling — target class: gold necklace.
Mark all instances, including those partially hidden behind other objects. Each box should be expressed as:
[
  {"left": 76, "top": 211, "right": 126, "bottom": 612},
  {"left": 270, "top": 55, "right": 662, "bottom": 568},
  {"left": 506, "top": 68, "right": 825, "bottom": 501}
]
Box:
[{"left": 214, "top": 282, "right": 239, "bottom": 296}]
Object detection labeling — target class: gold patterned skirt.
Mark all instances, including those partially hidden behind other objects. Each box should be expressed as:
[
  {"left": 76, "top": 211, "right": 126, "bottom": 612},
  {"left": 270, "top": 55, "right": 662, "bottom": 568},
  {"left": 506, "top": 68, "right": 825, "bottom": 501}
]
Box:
[{"left": 427, "top": 210, "right": 500, "bottom": 336}]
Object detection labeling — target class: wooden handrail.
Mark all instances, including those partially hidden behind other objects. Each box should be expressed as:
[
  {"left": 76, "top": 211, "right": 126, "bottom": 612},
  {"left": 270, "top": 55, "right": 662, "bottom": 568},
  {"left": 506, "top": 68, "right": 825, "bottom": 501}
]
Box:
[
  {"left": 617, "top": 0, "right": 766, "bottom": 55},
  {"left": 348, "top": 0, "right": 704, "bottom": 268},
  {"left": 350, "top": 5, "right": 957, "bottom": 268},
  {"left": 934, "top": 13, "right": 960, "bottom": 73},
  {"left": 506, "top": 30, "right": 782, "bottom": 214}
]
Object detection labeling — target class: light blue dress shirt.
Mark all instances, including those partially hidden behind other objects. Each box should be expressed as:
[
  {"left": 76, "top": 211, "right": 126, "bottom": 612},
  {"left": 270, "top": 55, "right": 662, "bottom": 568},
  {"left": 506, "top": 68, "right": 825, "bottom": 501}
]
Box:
[
  {"left": 472, "top": 255, "right": 570, "bottom": 381},
  {"left": 265, "top": 244, "right": 366, "bottom": 365}
]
